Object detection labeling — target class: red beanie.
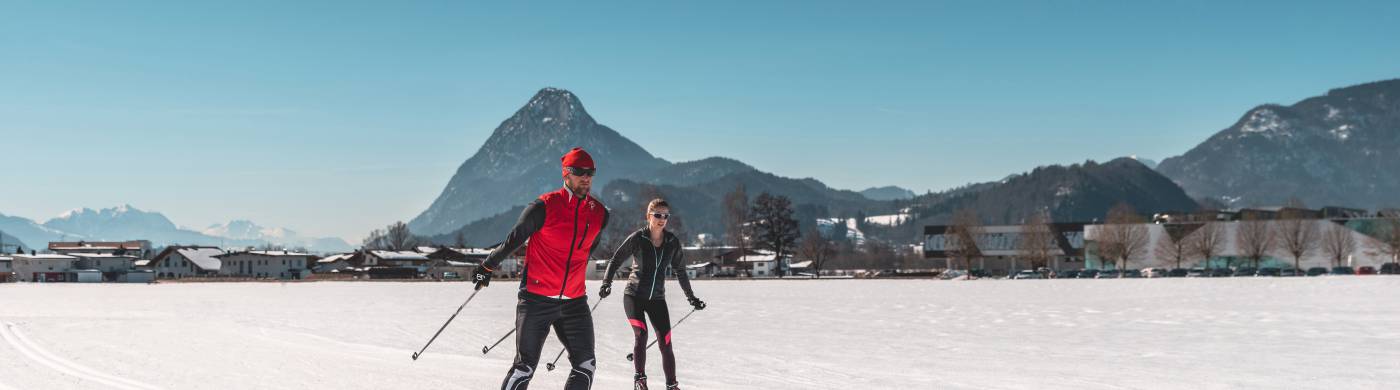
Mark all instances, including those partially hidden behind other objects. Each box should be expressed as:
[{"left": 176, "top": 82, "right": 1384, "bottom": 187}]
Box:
[{"left": 561, "top": 147, "right": 594, "bottom": 169}]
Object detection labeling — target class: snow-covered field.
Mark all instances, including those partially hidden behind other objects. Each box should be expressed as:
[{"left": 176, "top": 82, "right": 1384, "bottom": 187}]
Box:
[{"left": 2, "top": 278, "right": 1398, "bottom": 389}]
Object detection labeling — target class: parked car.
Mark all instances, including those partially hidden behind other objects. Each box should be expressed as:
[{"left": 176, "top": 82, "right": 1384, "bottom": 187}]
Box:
[
  {"left": 1380, "top": 263, "right": 1400, "bottom": 275},
  {"left": 1209, "top": 268, "right": 1233, "bottom": 277},
  {"left": 969, "top": 269, "right": 993, "bottom": 278},
  {"left": 1078, "top": 269, "right": 1100, "bottom": 279},
  {"left": 1057, "top": 270, "right": 1081, "bottom": 279},
  {"left": 1279, "top": 267, "right": 1303, "bottom": 277},
  {"left": 1331, "top": 266, "right": 1356, "bottom": 275},
  {"left": 1233, "top": 267, "right": 1257, "bottom": 277},
  {"left": 1255, "top": 267, "right": 1281, "bottom": 277},
  {"left": 1186, "top": 268, "right": 1208, "bottom": 277},
  {"left": 1121, "top": 269, "right": 1143, "bottom": 278},
  {"left": 1141, "top": 268, "right": 1170, "bottom": 278},
  {"left": 1357, "top": 266, "right": 1377, "bottom": 275},
  {"left": 939, "top": 270, "right": 966, "bottom": 280},
  {"left": 1306, "top": 267, "right": 1330, "bottom": 276},
  {"left": 1096, "top": 270, "right": 1122, "bottom": 279},
  {"left": 1013, "top": 270, "right": 1044, "bottom": 279},
  {"left": 1168, "top": 268, "right": 1190, "bottom": 277}
]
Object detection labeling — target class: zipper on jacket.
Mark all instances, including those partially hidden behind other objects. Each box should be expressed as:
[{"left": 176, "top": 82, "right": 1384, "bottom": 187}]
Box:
[
  {"left": 559, "top": 195, "right": 583, "bottom": 298},
  {"left": 577, "top": 223, "right": 590, "bottom": 250},
  {"left": 649, "top": 237, "right": 664, "bottom": 300}
]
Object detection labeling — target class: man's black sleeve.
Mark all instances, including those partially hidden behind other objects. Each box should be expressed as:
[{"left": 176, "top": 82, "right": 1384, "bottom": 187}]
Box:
[
  {"left": 603, "top": 230, "right": 636, "bottom": 285},
  {"left": 483, "top": 200, "right": 546, "bottom": 270}
]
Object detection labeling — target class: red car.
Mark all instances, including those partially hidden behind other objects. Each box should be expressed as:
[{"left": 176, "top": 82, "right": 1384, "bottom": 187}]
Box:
[{"left": 1357, "top": 266, "right": 1378, "bottom": 275}]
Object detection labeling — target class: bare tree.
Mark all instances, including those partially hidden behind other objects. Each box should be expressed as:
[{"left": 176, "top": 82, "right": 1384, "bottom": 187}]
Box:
[
  {"left": 1369, "top": 218, "right": 1400, "bottom": 267},
  {"left": 946, "top": 208, "right": 984, "bottom": 279},
  {"left": 364, "top": 222, "right": 418, "bottom": 251},
  {"left": 362, "top": 228, "right": 386, "bottom": 250},
  {"left": 1235, "top": 214, "right": 1275, "bottom": 269},
  {"left": 722, "top": 184, "right": 750, "bottom": 256},
  {"left": 1275, "top": 209, "right": 1319, "bottom": 272},
  {"left": 1017, "top": 211, "right": 1057, "bottom": 271},
  {"left": 454, "top": 230, "right": 467, "bottom": 248},
  {"left": 1097, "top": 203, "right": 1149, "bottom": 276},
  {"left": 1187, "top": 221, "right": 1226, "bottom": 270},
  {"left": 1319, "top": 220, "right": 1356, "bottom": 268},
  {"left": 1156, "top": 223, "right": 1200, "bottom": 270},
  {"left": 797, "top": 225, "right": 835, "bottom": 278},
  {"left": 386, "top": 221, "right": 419, "bottom": 251}
]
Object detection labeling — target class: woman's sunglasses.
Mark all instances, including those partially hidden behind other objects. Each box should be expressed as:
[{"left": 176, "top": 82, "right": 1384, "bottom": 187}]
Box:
[{"left": 650, "top": 213, "right": 670, "bottom": 220}]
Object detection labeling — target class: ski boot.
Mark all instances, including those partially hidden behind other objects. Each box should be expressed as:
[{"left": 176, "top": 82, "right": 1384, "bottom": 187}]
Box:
[{"left": 633, "top": 374, "right": 648, "bottom": 390}]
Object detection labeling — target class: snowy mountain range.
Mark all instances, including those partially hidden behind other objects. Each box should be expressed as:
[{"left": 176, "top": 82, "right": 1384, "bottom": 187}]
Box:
[
  {"left": 0, "top": 205, "right": 351, "bottom": 254},
  {"left": 1158, "top": 79, "right": 1400, "bottom": 210}
]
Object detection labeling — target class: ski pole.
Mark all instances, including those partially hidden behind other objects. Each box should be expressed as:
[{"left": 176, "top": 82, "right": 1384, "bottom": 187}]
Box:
[
  {"left": 625, "top": 308, "right": 696, "bottom": 362},
  {"left": 545, "top": 297, "right": 608, "bottom": 371},
  {"left": 482, "top": 327, "right": 516, "bottom": 355},
  {"left": 412, "top": 284, "right": 483, "bottom": 361}
]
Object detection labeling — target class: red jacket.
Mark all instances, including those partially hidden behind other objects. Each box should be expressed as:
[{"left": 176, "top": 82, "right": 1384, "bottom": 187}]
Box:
[{"left": 484, "top": 187, "right": 609, "bottom": 299}]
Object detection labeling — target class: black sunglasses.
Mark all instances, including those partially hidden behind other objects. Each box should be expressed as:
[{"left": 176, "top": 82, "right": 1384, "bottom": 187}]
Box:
[
  {"left": 566, "top": 167, "right": 596, "bottom": 177},
  {"left": 650, "top": 213, "right": 670, "bottom": 220}
]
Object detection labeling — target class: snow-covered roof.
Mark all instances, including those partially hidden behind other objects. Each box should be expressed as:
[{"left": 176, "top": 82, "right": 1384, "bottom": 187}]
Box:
[
  {"left": 453, "top": 248, "right": 493, "bottom": 256},
  {"left": 175, "top": 248, "right": 225, "bottom": 272},
  {"left": 686, "top": 262, "right": 717, "bottom": 269},
  {"left": 12, "top": 254, "right": 77, "bottom": 260},
  {"left": 736, "top": 254, "right": 780, "bottom": 262},
  {"left": 0, "top": 256, "right": 12, "bottom": 261},
  {"left": 369, "top": 251, "right": 429, "bottom": 261},
  {"left": 67, "top": 253, "right": 137, "bottom": 259},
  {"left": 239, "top": 250, "right": 310, "bottom": 257},
  {"left": 134, "top": 260, "right": 151, "bottom": 267},
  {"left": 318, "top": 254, "right": 352, "bottom": 264},
  {"left": 442, "top": 260, "right": 476, "bottom": 267},
  {"left": 788, "top": 260, "right": 813, "bottom": 269},
  {"left": 415, "top": 246, "right": 439, "bottom": 254}
]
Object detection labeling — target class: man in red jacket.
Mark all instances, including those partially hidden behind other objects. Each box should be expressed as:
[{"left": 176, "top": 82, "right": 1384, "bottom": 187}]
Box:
[{"left": 474, "top": 147, "right": 610, "bottom": 390}]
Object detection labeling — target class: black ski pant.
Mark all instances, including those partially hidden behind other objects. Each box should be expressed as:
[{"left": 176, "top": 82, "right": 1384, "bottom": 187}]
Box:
[
  {"left": 501, "top": 292, "right": 595, "bottom": 390},
  {"left": 622, "top": 294, "right": 676, "bottom": 385}
]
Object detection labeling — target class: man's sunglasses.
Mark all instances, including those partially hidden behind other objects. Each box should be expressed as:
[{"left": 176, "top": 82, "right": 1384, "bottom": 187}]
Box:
[
  {"left": 566, "top": 167, "right": 596, "bottom": 177},
  {"left": 650, "top": 213, "right": 670, "bottom": 220}
]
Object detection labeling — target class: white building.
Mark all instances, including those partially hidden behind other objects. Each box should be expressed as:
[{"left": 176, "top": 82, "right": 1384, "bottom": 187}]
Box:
[
  {"left": 70, "top": 253, "right": 137, "bottom": 273},
  {"left": 215, "top": 250, "right": 312, "bottom": 279},
  {"left": 12, "top": 254, "right": 77, "bottom": 282},
  {"left": 1084, "top": 218, "right": 1394, "bottom": 270},
  {"left": 736, "top": 251, "right": 790, "bottom": 278},
  {"left": 150, "top": 246, "right": 225, "bottom": 278},
  {"left": 365, "top": 251, "right": 431, "bottom": 268},
  {"left": 0, "top": 256, "right": 12, "bottom": 282}
]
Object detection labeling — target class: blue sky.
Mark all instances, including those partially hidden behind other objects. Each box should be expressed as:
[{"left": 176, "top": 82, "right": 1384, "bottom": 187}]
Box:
[{"left": 3, "top": 1, "right": 1398, "bottom": 242}]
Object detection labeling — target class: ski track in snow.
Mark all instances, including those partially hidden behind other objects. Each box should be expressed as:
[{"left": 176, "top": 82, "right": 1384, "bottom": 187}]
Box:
[{"left": 0, "top": 322, "right": 162, "bottom": 390}]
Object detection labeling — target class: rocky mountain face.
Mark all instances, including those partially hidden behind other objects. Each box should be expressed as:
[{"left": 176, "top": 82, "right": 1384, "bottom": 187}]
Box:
[{"left": 1157, "top": 79, "right": 1400, "bottom": 210}]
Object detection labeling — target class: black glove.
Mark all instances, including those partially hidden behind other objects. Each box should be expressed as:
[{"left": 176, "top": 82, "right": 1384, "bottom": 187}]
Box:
[
  {"left": 687, "top": 296, "right": 706, "bottom": 310},
  {"left": 598, "top": 282, "right": 612, "bottom": 298},
  {"left": 472, "top": 265, "right": 493, "bottom": 289}
]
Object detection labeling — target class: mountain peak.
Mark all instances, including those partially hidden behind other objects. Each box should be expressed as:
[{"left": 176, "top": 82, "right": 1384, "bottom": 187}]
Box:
[
  {"left": 409, "top": 88, "right": 669, "bottom": 235},
  {"left": 519, "top": 87, "right": 588, "bottom": 124}
]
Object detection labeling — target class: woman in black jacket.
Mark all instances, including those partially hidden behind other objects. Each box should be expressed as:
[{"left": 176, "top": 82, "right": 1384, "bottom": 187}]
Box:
[{"left": 600, "top": 199, "right": 706, "bottom": 390}]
